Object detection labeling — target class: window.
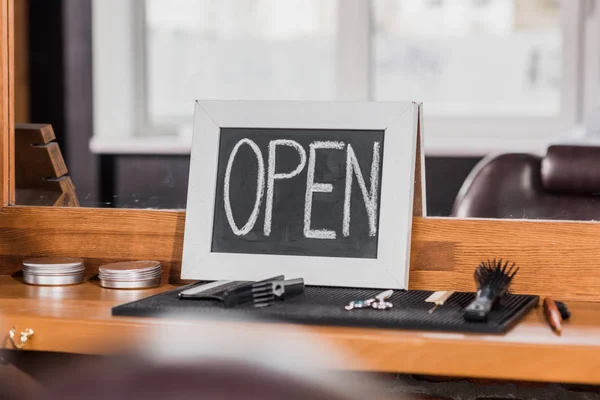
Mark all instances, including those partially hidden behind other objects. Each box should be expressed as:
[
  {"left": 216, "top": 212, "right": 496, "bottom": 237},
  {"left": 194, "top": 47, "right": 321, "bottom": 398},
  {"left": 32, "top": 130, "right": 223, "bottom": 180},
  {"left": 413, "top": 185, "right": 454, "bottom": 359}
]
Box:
[
  {"left": 373, "top": 0, "right": 561, "bottom": 117},
  {"left": 145, "top": 0, "right": 338, "bottom": 131},
  {"left": 91, "top": 0, "right": 589, "bottom": 155}
]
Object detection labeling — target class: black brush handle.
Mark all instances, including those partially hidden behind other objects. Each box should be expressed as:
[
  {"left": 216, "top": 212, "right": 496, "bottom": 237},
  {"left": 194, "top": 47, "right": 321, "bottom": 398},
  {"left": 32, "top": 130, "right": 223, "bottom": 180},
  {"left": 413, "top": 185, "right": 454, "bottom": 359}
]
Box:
[{"left": 464, "top": 287, "right": 496, "bottom": 322}]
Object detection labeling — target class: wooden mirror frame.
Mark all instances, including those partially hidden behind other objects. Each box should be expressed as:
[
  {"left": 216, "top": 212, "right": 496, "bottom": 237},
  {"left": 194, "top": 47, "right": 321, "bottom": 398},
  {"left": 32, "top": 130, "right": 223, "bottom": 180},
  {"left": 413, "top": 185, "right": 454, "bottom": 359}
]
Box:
[{"left": 1, "top": 0, "right": 599, "bottom": 302}]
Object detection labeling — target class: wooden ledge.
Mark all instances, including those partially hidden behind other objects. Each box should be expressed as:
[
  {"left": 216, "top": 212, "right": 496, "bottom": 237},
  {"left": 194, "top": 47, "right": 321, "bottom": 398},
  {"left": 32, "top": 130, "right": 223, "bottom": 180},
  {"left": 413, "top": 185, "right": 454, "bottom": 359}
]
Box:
[
  {"left": 0, "top": 277, "right": 599, "bottom": 384},
  {"left": 0, "top": 206, "right": 600, "bottom": 301}
]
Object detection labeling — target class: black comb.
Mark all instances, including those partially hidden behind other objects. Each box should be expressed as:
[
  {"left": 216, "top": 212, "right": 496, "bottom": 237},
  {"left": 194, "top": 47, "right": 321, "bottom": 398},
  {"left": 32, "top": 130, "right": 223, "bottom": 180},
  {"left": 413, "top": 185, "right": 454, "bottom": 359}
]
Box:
[
  {"left": 464, "top": 259, "right": 519, "bottom": 322},
  {"left": 222, "top": 275, "right": 283, "bottom": 308},
  {"left": 249, "top": 281, "right": 276, "bottom": 308}
]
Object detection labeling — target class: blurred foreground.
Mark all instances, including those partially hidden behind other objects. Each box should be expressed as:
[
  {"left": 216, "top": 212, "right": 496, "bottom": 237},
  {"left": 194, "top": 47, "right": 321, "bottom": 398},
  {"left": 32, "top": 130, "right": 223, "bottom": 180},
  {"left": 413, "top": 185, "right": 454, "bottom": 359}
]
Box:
[{"left": 0, "top": 311, "right": 399, "bottom": 400}]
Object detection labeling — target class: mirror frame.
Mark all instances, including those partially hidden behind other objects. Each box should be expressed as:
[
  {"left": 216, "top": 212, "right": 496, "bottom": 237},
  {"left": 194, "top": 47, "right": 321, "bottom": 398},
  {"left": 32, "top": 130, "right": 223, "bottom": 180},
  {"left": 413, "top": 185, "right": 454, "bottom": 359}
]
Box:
[{"left": 1, "top": 0, "right": 600, "bottom": 301}]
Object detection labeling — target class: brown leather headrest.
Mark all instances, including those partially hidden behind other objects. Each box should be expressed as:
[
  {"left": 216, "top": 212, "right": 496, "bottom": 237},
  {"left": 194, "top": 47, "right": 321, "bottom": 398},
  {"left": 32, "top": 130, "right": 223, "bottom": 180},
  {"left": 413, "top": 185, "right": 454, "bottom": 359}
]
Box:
[{"left": 541, "top": 145, "right": 600, "bottom": 194}]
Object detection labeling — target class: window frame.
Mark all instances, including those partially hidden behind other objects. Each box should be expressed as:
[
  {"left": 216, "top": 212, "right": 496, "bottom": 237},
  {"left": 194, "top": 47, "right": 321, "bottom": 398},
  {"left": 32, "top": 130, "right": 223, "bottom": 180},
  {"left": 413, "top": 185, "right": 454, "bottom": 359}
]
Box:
[{"left": 90, "top": 0, "right": 588, "bottom": 156}]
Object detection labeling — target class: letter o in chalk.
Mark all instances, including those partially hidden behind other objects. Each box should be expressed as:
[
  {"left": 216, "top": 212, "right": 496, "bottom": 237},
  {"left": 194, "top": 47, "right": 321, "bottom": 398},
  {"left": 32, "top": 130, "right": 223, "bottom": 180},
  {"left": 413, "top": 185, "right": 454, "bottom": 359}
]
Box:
[{"left": 223, "top": 138, "right": 265, "bottom": 236}]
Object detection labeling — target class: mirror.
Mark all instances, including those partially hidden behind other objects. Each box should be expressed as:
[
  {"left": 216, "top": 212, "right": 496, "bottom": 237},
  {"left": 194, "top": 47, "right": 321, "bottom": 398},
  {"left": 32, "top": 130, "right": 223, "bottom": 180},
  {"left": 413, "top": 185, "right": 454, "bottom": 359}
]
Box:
[{"left": 16, "top": 0, "right": 598, "bottom": 222}]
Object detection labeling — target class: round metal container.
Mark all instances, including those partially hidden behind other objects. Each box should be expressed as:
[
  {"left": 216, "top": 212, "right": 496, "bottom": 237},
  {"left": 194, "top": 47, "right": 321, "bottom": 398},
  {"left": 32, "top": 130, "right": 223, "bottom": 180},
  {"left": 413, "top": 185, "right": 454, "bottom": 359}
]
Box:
[
  {"left": 99, "top": 276, "right": 161, "bottom": 289},
  {"left": 98, "top": 270, "right": 161, "bottom": 279},
  {"left": 22, "top": 257, "right": 85, "bottom": 286},
  {"left": 23, "top": 272, "right": 84, "bottom": 286},
  {"left": 98, "top": 260, "right": 160, "bottom": 274},
  {"left": 98, "top": 260, "right": 162, "bottom": 289}
]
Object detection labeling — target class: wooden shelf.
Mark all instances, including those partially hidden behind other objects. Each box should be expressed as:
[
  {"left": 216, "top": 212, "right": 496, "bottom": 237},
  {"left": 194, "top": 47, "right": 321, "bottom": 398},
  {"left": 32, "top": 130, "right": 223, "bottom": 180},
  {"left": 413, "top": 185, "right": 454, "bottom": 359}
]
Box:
[{"left": 1, "top": 276, "right": 600, "bottom": 384}]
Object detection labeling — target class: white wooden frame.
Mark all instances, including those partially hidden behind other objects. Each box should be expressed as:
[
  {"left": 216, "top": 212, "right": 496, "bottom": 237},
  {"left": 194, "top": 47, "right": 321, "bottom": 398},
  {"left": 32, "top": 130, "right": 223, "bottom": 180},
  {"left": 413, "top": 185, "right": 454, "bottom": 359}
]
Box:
[
  {"left": 181, "top": 101, "right": 419, "bottom": 289},
  {"left": 90, "top": 0, "right": 586, "bottom": 157}
]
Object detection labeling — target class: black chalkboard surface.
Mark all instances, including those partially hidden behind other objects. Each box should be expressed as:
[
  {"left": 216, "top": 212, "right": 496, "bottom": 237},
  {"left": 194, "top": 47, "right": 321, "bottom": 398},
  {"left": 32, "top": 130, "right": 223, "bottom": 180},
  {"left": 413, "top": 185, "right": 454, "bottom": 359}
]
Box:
[{"left": 211, "top": 128, "right": 384, "bottom": 258}]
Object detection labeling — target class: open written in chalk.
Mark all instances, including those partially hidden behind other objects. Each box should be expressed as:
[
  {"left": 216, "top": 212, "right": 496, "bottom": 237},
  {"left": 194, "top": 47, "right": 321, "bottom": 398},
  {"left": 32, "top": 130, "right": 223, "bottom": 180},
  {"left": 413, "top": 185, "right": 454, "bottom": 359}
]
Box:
[{"left": 182, "top": 101, "right": 425, "bottom": 289}]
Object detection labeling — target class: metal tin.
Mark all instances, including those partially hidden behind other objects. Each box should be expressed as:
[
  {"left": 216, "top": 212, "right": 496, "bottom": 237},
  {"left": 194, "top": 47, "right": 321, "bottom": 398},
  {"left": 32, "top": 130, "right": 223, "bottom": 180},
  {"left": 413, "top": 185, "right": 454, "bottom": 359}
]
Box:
[
  {"left": 23, "top": 272, "right": 84, "bottom": 286},
  {"left": 97, "top": 260, "right": 162, "bottom": 290},
  {"left": 99, "top": 276, "right": 161, "bottom": 289},
  {"left": 98, "top": 260, "right": 160, "bottom": 274},
  {"left": 22, "top": 257, "right": 85, "bottom": 286},
  {"left": 99, "top": 270, "right": 160, "bottom": 278}
]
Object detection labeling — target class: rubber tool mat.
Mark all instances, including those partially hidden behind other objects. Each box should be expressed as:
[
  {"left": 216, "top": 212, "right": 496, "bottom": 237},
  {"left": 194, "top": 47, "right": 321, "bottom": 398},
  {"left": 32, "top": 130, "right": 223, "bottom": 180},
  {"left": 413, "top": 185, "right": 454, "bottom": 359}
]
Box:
[{"left": 112, "top": 284, "right": 539, "bottom": 334}]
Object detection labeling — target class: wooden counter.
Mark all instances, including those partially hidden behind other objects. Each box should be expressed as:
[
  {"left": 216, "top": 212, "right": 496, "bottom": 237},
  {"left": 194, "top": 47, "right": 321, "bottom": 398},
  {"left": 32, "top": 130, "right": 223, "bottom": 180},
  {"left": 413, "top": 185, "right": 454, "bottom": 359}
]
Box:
[{"left": 0, "top": 276, "right": 599, "bottom": 385}]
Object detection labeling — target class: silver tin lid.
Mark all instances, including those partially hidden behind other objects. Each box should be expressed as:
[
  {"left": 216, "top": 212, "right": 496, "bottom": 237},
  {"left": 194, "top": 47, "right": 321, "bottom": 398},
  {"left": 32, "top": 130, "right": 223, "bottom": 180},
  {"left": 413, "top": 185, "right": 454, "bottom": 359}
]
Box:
[
  {"left": 23, "top": 257, "right": 84, "bottom": 269},
  {"left": 98, "top": 273, "right": 162, "bottom": 282},
  {"left": 98, "top": 260, "right": 160, "bottom": 274}
]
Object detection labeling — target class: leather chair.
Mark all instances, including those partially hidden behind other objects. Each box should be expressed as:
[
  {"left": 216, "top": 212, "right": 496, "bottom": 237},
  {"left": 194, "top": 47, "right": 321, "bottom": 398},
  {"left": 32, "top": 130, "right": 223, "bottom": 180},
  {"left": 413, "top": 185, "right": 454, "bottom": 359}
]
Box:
[
  {"left": 452, "top": 145, "right": 600, "bottom": 220},
  {"left": 38, "top": 359, "right": 371, "bottom": 400}
]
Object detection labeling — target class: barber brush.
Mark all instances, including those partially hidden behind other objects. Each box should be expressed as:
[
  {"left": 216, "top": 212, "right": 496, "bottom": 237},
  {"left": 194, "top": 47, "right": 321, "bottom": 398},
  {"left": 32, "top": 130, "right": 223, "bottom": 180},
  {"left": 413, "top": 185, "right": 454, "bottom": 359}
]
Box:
[{"left": 464, "top": 259, "right": 519, "bottom": 322}]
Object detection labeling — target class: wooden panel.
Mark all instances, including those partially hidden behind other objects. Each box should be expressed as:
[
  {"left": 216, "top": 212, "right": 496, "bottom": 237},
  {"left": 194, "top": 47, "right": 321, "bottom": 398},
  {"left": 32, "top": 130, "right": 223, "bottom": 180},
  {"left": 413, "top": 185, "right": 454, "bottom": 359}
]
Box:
[
  {"left": 408, "top": 218, "right": 600, "bottom": 300},
  {"left": 0, "top": 276, "right": 599, "bottom": 384},
  {"left": 411, "top": 240, "right": 455, "bottom": 271},
  {"left": 0, "top": 207, "right": 598, "bottom": 301},
  {"left": 0, "top": 0, "right": 14, "bottom": 206}
]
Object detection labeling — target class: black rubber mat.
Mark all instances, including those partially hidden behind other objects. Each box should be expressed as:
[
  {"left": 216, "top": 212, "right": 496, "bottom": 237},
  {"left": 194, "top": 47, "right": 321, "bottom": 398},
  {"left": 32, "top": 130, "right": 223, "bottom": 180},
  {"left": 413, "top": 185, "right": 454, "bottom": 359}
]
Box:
[{"left": 112, "top": 284, "right": 538, "bottom": 334}]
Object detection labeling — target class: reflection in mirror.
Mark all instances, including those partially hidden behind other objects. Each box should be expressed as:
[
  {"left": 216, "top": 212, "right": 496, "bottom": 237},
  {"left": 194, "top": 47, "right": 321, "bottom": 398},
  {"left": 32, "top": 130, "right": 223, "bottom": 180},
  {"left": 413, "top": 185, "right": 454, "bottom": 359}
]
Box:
[{"left": 15, "top": 0, "right": 600, "bottom": 221}]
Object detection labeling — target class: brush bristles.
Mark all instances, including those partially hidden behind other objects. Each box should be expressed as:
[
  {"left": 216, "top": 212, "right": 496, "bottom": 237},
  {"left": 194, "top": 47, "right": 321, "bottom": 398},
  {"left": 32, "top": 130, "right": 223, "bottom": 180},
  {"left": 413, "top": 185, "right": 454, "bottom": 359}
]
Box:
[{"left": 474, "top": 258, "right": 519, "bottom": 296}]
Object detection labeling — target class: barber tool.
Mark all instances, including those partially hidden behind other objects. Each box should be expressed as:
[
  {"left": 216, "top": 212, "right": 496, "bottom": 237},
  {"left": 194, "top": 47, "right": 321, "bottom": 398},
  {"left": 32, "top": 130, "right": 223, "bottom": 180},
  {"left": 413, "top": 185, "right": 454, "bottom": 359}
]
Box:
[
  {"left": 232, "top": 277, "right": 305, "bottom": 308},
  {"left": 271, "top": 277, "right": 304, "bottom": 299},
  {"left": 98, "top": 260, "right": 162, "bottom": 289},
  {"left": 216, "top": 276, "right": 281, "bottom": 308},
  {"left": 179, "top": 276, "right": 304, "bottom": 308},
  {"left": 22, "top": 257, "right": 85, "bottom": 286},
  {"left": 426, "top": 291, "right": 454, "bottom": 313},
  {"left": 345, "top": 290, "right": 393, "bottom": 311},
  {"left": 464, "top": 259, "right": 519, "bottom": 322},
  {"left": 371, "top": 289, "right": 394, "bottom": 310},
  {"left": 344, "top": 298, "right": 374, "bottom": 310},
  {"left": 178, "top": 280, "right": 238, "bottom": 299},
  {"left": 543, "top": 297, "right": 567, "bottom": 335}
]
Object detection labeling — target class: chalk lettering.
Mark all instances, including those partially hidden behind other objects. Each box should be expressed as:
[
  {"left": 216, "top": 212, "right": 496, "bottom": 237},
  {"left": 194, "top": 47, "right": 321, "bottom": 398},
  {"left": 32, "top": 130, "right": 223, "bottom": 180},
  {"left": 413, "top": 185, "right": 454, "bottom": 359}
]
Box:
[
  {"left": 224, "top": 138, "right": 265, "bottom": 236},
  {"left": 343, "top": 142, "right": 380, "bottom": 237},
  {"left": 264, "top": 139, "right": 307, "bottom": 236},
  {"left": 304, "top": 141, "right": 345, "bottom": 239}
]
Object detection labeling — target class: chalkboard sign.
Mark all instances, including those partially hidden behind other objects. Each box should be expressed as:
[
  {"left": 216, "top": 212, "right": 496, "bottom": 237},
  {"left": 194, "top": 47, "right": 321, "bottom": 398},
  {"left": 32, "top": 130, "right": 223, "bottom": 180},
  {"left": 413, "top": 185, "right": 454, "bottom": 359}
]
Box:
[
  {"left": 212, "top": 128, "right": 384, "bottom": 259},
  {"left": 182, "top": 101, "right": 424, "bottom": 289}
]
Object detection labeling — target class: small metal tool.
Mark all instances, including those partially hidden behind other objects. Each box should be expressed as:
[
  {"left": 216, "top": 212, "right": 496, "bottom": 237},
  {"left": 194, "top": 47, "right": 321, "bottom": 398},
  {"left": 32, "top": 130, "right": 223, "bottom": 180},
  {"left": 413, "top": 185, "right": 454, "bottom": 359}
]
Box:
[
  {"left": 345, "top": 290, "right": 394, "bottom": 311},
  {"left": 345, "top": 298, "right": 375, "bottom": 310},
  {"left": 371, "top": 289, "right": 393, "bottom": 310}
]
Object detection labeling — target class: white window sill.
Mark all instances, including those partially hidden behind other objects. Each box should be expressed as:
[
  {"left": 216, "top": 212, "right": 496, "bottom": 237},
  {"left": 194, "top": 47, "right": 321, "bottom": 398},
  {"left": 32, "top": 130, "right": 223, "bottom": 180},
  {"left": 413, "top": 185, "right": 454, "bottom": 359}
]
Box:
[
  {"left": 89, "top": 135, "right": 552, "bottom": 157},
  {"left": 90, "top": 136, "right": 193, "bottom": 155}
]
